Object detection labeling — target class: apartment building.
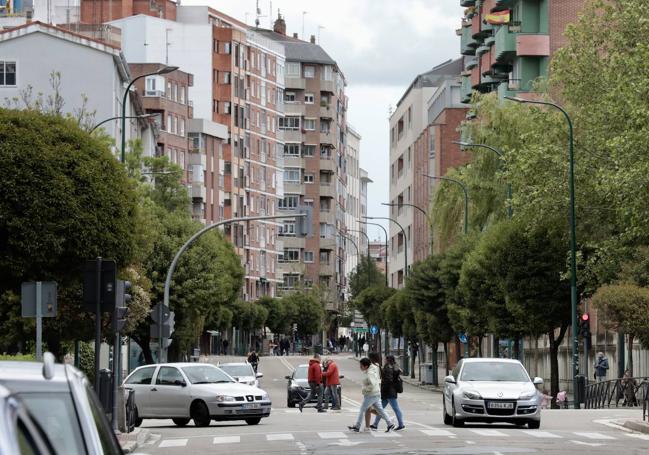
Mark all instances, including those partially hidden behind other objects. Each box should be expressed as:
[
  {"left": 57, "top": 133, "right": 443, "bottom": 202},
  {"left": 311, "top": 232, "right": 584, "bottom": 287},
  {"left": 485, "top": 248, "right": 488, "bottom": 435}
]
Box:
[
  {"left": 459, "top": 0, "right": 586, "bottom": 102},
  {"left": 344, "top": 126, "right": 368, "bottom": 279},
  {"left": 259, "top": 16, "right": 349, "bottom": 313},
  {"left": 369, "top": 240, "right": 387, "bottom": 275},
  {"left": 387, "top": 59, "right": 463, "bottom": 286}
]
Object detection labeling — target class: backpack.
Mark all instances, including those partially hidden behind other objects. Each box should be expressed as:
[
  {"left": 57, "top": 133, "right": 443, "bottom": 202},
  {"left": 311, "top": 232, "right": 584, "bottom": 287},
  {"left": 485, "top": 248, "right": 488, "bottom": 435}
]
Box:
[{"left": 395, "top": 370, "right": 403, "bottom": 394}]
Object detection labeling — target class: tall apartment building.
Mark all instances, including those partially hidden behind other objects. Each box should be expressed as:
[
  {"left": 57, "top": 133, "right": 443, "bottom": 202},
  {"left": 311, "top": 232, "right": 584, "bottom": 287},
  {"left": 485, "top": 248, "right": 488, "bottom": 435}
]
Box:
[
  {"left": 344, "top": 126, "right": 368, "bottom": 280},
  {"left": 258, "top": 17, "right": 349, "bottom": 313},
  {"left": 387, "top": 59, "right": 463, "bottom": 287},
  {"left": 459, "top": 0, "right": 586, "bottom": 102},
  {"left": 107, "top": 4, "right": 286, "bottom": 301}
]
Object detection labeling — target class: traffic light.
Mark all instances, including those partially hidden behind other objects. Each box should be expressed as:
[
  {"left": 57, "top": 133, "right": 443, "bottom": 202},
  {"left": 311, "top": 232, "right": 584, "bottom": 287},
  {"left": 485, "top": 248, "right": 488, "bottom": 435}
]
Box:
[
  {"left": 580, "top": 313, "right": 592, "bottom": 349},
  {"left": 150, "top": 303, "right": 175, "bottom": 338},
  {"left": 113, "top": 280, "right": 131, "bottom": 333},
  {"left": 82, "top": 259, "right": 117, "bottom": 312}
]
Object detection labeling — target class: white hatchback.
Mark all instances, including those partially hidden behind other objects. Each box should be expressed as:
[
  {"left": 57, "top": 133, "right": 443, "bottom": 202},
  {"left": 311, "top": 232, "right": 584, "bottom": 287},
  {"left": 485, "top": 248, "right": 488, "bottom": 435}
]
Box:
[{"left": 123, "top": 363, "right": 271, "bottom": 427}]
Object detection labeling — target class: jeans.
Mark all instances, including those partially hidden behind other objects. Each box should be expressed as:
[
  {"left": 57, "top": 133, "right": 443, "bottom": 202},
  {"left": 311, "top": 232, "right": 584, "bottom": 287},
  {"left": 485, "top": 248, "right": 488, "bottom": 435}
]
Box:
[
  {"left": 373, "top": 398, "right": 403, "bottom": 427},
  {"left": 323, "top": 384, "right": 339, "bottom": 409},
  {"left": 355, "top": 394, "right": 391, "bottom": 428},
  {"left": 301, "top": 382, "right": 323, "bottom": 409}
]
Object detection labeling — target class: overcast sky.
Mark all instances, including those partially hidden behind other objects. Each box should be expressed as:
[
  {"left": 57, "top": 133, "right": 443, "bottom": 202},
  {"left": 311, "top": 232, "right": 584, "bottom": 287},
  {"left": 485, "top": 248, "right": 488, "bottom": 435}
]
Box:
[{"left": 202, "top": 0, "right": 464, "bottom": 240}]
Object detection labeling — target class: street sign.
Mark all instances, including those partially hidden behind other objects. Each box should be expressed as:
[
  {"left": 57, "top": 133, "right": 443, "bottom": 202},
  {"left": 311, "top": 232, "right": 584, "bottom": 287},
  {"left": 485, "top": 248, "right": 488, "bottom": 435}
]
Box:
[
  {"left": 370, "top": 325, "right": 379, "bottom": 335},
  {"left": 21, "top": 282, "right": 57, "bottom": 317},
  {"left": 352, "top": 327, "right": 369, "bottom": 333},
  {"left": 458, "top": 333, "right": 468, "bottom": 344}
]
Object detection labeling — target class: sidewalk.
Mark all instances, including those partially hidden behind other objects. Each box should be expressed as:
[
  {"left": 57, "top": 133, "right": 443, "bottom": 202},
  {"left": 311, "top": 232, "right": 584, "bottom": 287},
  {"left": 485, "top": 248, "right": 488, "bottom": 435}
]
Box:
[
  {"left": 622, "top": 418, "right": 649, "bottom": 434},
  {"left": 116, "top": 427, "right": 149, "bottom": 454}
]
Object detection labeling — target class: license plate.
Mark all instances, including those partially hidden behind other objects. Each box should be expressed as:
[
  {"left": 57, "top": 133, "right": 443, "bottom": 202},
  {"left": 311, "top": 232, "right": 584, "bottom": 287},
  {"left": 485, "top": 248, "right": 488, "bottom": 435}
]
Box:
[
  {"left": 242, "top": 403, "right": 260, "bottom": 409},
  {"left": 488, "top": 402, "right": 514, "bottom": 409}
]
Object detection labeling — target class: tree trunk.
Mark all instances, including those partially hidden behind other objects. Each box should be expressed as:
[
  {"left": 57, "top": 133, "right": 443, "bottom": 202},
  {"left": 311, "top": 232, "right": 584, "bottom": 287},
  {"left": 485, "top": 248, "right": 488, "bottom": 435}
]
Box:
[
  {"left": 627, "top": 333, "right": 634, "bottom": 375},
  {"left": 548, "top": 324, "right": 569, "bottom": 409},
  {"left": 478, "top": 337, "right": 483, "bottom": 357},
  {"left": 513, "top": 339, "right": 520, "bottom": 360},
  {"left": 444, "top": 342, "right": 450, "bottom": 375},
  {"left": 493, "top": 336, "right": 499, "bottom": 358}
]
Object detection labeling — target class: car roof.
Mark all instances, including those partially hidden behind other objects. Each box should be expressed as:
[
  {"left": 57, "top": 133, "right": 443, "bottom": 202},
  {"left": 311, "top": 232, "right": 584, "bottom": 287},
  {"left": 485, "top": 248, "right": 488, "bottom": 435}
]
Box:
[
  {"left": 461, "top": 358, "right": 523, "bottom": 364},
  {"left": 0, "top": 361, "right": 72, "bottom": 393},
  {"left": 134, "top": 362, "right": 217, "bottom": 369},
  {"left": 218, "top": 362, "right": 251, "bottom": 367}
]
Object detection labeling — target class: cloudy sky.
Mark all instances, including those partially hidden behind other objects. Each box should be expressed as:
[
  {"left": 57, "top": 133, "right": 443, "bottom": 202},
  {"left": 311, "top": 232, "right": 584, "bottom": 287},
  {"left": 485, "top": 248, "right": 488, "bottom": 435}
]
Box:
[{"left": 205, "top": 0, "right": 464, "bottom": 239}]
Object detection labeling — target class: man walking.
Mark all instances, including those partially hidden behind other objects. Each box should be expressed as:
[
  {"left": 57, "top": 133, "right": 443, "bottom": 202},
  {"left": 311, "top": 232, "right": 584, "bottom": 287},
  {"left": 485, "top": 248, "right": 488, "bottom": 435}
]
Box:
[
  {"left": 300, "top": 353, "right": 325, "bottom": 413},
  {"left": 371, "top": 355, "right": 405, "bottom": 431},
  {"left": 322, "top": 359, "right": 341, "bottom": 411},
  {"left": 594, "top": 352, "right": 609, "bottom": 382}
]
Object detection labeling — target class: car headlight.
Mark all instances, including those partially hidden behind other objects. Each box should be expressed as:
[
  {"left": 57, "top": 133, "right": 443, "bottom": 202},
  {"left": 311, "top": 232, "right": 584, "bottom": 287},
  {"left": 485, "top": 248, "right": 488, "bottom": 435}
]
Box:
[
  {"left": 290, "top": 383, "right": 301, "bottom": 389},
  {"left": 215, "top": 395, "right": 235, "bottom": 402},
  {"left": 519, "top": 390, "right": 537, "bottom": 400},
  {"left": 462, "top": 390, "right": 482, "bottom": 400},
  {"left": 261, "top": 393, "right": 269, "bottom": 401}
]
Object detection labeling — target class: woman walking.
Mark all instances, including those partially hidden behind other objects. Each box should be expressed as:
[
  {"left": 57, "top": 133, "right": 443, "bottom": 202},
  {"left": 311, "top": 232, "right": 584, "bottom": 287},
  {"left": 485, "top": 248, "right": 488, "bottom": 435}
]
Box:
[
  {"left": 371, "top": 355, "right": 405, "bottom": 431},
  {"left": 348, "top": 357, "right": 395, "bottom": 433}
]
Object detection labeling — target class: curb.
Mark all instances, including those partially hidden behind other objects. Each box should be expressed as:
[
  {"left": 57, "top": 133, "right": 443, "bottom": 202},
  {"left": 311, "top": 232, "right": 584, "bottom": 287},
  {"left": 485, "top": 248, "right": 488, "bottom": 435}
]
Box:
[
  {"left": 118, "top": 428, "right": 150, "bottom": 454},
  {"left": 623, "top": 419, "right": 649, "bottom": 435}
]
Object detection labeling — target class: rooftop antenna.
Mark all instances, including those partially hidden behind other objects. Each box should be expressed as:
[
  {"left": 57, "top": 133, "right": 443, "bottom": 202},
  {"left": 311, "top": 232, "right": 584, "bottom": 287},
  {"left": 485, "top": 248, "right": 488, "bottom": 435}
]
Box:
[
  {"left": 302, "top": 11, "right": 308, "bottom": 39},
  {"left": 269, "top": 1, "right": 272, "bottom": 28},
  {"left": 254, "top": 0, "right": 266, "bottom": 28}
]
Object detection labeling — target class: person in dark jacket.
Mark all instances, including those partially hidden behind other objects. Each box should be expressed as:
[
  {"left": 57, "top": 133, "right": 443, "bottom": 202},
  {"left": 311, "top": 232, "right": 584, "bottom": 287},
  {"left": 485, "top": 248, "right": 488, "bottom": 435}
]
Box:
[
  {"left": 370, "top": 354, "right": 405, "bottom": 431},
  {"left": 594, "top": 352, "right": 609, "bottom": 382},
  {"left": 299, "top": 353, "right": 325, "bottom": 412}
]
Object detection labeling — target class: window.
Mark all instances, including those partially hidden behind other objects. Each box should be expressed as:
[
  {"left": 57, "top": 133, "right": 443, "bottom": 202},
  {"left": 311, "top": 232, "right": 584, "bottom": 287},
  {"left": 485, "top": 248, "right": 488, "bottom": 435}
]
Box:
[
  {"left": 280, "top": 220, "right": 296, "bottom": 236},
  {"left": 167, "top": 114, "right": 172, "bottom": 132},
  {"left": 223, "top": 42, "right": 232, "bottom": 54},
  {"left": 304, "top": 173, "right": 314, "bottom": 183},
  {"left": 304, "top": 118, "right": 316, "bottom": 131},
  {"left": 126, "top": 366, "right": 156, "bottom": 384},
  {"left": 286, "top": 62, "right": 301, "bottom": 76},
  {"left": 180, "top": 118, "right": 185, "bottom": 137},
  {"left": 285, "top": 92, "right": 296, "bottom": 102},
  {"left": 156, "top": 367, "right": 185, "bottom": 385},
  {"left": 145, "top": 75, "right": 164, "bottom": 96},
  {"left": 213, "top": 99, "right": 218, "bottom": 113},
  {"left": 279, "top": 116, "right": 300, "bottom": 130},
  {"left": 179, "top": 86, "right": 185, "bottom": 104},
  {"left": 279, "top": 194, "right": 299, "bottom": 210},
  {"left": 284, "top": 143, "right": 300, "bottom": 156},
  {"left": 304, "top": 251, "right": 314, "bottom": 262},
  {"left": 282, "top": 274, "right": 300, "bottom": 289},
  {"left": 171, "top": 82, "right": 177, "bottom": 101},
  {"left": 322, "top": 65, "right": 333, "bottom": 81},
  {"left": 304, "top": 93, "right": 315, "bottom": 104},
  {"left": 284, "top": 167, "right": 301, "bottom": 183},
  {"left": 222, "top": 71, "right": 231, "bottom": 84},
  {"left": 320, "top": 250, "right": 330, "bottom": 263},
  {"left": 304, "top": 65, "right": 315, "bottom": 78},
  {"left": 223, "top": 102, "right": 231, "bottom": 114},
  {"left": 303, "top": 145, "right": 315, "bottom": 156},
  {"left": 320, "top": 119, "right": 331, "bottom": 133}
]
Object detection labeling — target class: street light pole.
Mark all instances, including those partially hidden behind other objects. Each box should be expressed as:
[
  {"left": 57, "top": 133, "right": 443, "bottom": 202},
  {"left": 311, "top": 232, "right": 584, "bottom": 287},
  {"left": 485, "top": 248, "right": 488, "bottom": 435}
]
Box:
[
  {"left": 90, "top": 114, "right": 157, "bottom": 134},
  {"left": 359, "top": 221, "right": 388, "bottom": 287},
  {"left": 346, "top": 228, "right": 371, "bottom": 289},
  {"left": 505, "top": 95, "right": 579, "bottom": 408},
  {"left": 382, "top": 202, "right": 432, "bottom": 257},
  {"left": 120, "top": 65, "right": 178, "bottom": 163},
  {"left": 424, "top": 174, "right": 469, "bottom": 234}
]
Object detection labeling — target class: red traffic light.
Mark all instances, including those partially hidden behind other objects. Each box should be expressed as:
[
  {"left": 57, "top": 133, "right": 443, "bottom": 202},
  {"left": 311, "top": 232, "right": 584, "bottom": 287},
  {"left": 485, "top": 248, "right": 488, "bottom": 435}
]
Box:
[{"left": 581, "top": 313, "right": 590, "bottom": 322}]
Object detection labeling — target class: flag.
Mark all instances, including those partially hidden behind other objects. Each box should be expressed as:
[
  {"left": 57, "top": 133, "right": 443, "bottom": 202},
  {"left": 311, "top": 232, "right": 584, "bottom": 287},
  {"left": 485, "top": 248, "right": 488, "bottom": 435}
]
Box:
[{"left": 485, "top": 10, "right": 510, "bottom": 25}]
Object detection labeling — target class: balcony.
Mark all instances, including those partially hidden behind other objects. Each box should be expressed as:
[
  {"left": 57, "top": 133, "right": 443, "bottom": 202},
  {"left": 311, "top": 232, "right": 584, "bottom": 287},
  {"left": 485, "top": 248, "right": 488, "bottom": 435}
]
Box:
[
  {"left": 497, "top": 79, "right": 522, "bottom": 99},
  {"left": 284, "top": 182, "right": 304, "bottom": 194},
  {"left": 285, "top": 77, "right": 306, "bottom": 90},
  {"left": 465, "top": 58, "right": 478, "bottom": 71},
  {"left": 320, "top": 131, "right": 335, "bottom": 145},
  {"left": 516, "top": 34, "right": 550, "bottom": 57},
  {"left": 282, "top": 129, "right": 303, "bottom": 143},
  {"left": 319, "top": 104, "right": 333, "bottom": 118},
  {"left": 494, "top": 25, "right": 517, "bottom": 62},
  {"left": 320, "top": 237, "right": 336, "bottom": 250},
  {"left": 476, "top": 43, "right": 491, "bottom": 56},
  {"left": 319, "top": 182, "right": 335, "bottom": 198},
  {"left": 320, "top": 157, "right": 336, "bottom": 172},
  {"left": 461, "top": 26, "right": 478, "bottom": 56},
  {"left": 189, "top": 152, "right": 206, "bottom": 167},
  {"left": 319, "top": 80, "right": 335, "bottom": 93},
  {"left": 284, "top": 103, "right": 306, "bottom": 116},
  {"left": 284, "top": 155, "right": 305, "bottom": 168},
  {"left": 191, "top": 182, "right": 206, "bottom": 201},
  {"left": 461, "top": 76, "right": 472, "bottom": 103},
  {"left": 319, "top": 262, "right": 334, "bottom": 276}
]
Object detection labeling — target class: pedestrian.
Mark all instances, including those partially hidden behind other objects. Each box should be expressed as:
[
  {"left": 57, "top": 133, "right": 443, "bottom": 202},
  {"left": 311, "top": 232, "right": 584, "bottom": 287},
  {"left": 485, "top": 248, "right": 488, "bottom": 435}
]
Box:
[
  {"left": 594, "top": 352, "right": 609, "bottom": 382},
  {"left": 299, "top": 353, "right": 325, "bottom": 413},
  {"left": 322, "top": 359, "right": 341, "bottom": 411},
  {"left": 348, "top": 357, "right": 395, "bottom": 433},
  {"left": 371, "top": 354, "right": 405, "bottom": 431},
  {"left": 622, "top": 368, "right": 638, "bottom": 406},
  {"left": 540, "top": 389, "right": 552, "bottom": 409},
  {"left": 247, "top": 350, "right": 259, "bottom": 373},
  {"left": 365, "top": 352, "right": 383, "bottom": 430}
]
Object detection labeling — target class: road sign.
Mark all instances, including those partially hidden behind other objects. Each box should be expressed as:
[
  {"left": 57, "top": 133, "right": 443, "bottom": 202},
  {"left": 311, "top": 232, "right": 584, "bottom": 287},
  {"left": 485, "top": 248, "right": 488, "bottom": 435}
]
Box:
[
  {"left": 352, "top": 327, "right": 369, "bottom": 333},
  {"left": 21, "top": 282, "right": 57, "bottom": 317},
  {"left": 458, "top": 333, "right": 468, "bottom": 344},
  {"left": 370, "top": 325, "right": 379, "bottom": 335}
]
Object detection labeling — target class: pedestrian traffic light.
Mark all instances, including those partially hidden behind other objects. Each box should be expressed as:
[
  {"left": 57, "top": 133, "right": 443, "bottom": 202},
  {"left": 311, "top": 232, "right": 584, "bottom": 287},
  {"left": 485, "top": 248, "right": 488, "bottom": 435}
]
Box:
[
  {"left": 113, "top": 280, "right": 131, "bottom": 333},
  {"left": 579, "top": 313, "right": 590, "bottom": 337},
  {"left": 82, "top": 259, "right": 117, "bottom": 312}
]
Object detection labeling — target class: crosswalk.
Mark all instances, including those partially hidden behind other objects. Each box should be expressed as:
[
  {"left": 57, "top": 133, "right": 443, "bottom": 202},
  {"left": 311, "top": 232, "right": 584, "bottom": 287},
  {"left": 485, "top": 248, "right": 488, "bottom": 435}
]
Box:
[{"left": 151, "top": 428, "right": 633, "bottom": 449}]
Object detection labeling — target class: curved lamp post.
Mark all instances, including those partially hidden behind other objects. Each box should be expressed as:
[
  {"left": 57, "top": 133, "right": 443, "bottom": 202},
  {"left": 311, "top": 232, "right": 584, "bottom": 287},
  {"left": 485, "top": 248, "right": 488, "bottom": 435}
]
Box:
[
  {"left": 505, "top": 95, "right": 579, "bottom": 408},
  {"left": 382, "top": 201, "right": 431, "bottom": 256},
  {"left": 90, "top": 113, "right": 157, "bottom": 134},
  {"left": 359, "top": 220, "right": 388, "bottom": 287},
  {"left": 423, "top": 174, "right": 469, "bottom": 234}
]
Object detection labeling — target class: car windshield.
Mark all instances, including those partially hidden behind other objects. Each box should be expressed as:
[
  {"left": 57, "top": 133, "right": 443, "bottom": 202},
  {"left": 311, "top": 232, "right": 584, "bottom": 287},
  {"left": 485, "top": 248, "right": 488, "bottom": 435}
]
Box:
[
  {"left": 220, "top": 365, "right": 254, "bottom": 377},
  {"left": 19, "top": 392, "right": 87, "bottom": 455},
  {"left": 460, "top": 362, "right": 530, "bottom": 382},
  {"left": 181, "top": 365, "right": 234, "bottom": 384},
  {"left": 294, "top": 366, "right": 308, "bottom": 380}
]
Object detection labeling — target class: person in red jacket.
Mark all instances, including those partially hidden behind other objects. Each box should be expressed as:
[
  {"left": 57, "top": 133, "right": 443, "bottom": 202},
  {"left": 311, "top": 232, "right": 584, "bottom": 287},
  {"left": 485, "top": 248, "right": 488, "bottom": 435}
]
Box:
[
  {"left": 299, "top": 353, "right": 325, "bottom": 412},
  {"left": 322, "top": 359, "right": 341, "bottom": 411}
]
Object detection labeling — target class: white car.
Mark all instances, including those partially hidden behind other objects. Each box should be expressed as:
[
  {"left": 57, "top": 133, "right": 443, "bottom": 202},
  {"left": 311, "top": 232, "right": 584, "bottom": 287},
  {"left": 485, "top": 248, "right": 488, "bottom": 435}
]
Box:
[
  {"left": 218, "top": 362, "right": 263, "bottom": 387},
  {"left": 123, "top": 363, "right": 271, "bottom": 427},
  {"left": 443, "top": 358, "right": 543, "bottom": 429}
]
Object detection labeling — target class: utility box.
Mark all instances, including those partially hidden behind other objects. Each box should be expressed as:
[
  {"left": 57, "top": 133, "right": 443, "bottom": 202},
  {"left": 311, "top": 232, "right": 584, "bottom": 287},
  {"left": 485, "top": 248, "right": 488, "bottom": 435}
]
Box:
[
  {"left": 575, "top": 374, "right": 586, "bottom": 407},
  {"left": 98, "top": 369, "right": 113, "bottom": 415},
  {"left": 420, "top": 363, "right": 434, "bottom": 384},
  {"left": 118, "top": 387, "right": 136, "bottom": 433}
]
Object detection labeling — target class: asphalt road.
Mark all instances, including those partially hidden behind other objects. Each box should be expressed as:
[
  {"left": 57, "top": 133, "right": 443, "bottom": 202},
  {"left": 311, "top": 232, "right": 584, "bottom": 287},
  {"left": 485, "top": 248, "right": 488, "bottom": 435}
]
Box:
[{"left": 135, "top": 355, "right": 649, "bottom": 454}]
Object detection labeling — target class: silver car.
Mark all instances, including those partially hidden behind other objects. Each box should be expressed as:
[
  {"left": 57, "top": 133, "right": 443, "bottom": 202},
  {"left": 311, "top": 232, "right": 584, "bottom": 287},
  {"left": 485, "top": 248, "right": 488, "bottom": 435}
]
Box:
[
  {"left": 217, "top": 362, "right": 263, "bottom": 388},
  {"left": 123, "top": 363, "right": 271, "bottom": 427},
  {"left": 442, "top": 358, "right": 543, "bottom": 429}
]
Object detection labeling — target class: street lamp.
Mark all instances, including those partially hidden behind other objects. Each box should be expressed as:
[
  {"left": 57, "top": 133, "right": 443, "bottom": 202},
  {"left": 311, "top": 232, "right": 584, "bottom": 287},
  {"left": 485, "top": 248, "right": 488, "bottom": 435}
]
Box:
[
  {"left": 346, "top": 228, "right": 372, "bottom": 288},
  {"left": 453, "top": 140, "right": 513, "bottom": 219},
  {"left": 505, "top": 95, "right": 579, "bottom": 408},
  {"left": 121, "top": 65, "right": 178, "bottom": 163},
  {"left": 90, "top": 113, "right": 157, "bottom": 134},
  {"left": 423, "top": 174, "right": 469, "bottom": 234},
  {"left": 359, "top": 220, "right": 389, "bottom": 287},
  {"left": 382, "top": 202, "right": 431, "bottom": 256}
]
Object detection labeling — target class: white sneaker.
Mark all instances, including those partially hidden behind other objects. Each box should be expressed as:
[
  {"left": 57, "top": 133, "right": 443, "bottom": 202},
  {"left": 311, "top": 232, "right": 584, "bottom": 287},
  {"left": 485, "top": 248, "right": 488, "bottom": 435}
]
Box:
[{"left": 362, "top": 427, "right": 371, "bottom": 432}]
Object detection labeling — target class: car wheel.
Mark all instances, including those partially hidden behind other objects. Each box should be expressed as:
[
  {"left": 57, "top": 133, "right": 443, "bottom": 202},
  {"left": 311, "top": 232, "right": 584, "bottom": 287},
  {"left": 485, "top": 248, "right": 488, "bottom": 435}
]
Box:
[
  {"left": 528, "top": 419, "right": 541, "bottom": 429},
  {"left": 443, "top": 398, "right": 452, "bottom": 425},
  {"left": 133, "top": 407, "right": 143, "bottom": 428},
  {"left": 451, "top": 399, "right": 464, "bottom": 428},
  {"left": 172, "top": 418, "right": 190, "bottom": 427},
  {"left": 245, "top": 418, "right": 261, "bottom": 425},
  {"left": 190, "top": 401, "right": 211, "bottom": 427}
]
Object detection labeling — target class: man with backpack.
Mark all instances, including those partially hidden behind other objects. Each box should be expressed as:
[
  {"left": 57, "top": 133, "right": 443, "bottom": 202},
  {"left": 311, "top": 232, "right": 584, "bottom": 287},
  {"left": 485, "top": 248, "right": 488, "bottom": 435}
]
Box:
[{"left": 370, "top": 354, "right": 405, "bottom": 431}]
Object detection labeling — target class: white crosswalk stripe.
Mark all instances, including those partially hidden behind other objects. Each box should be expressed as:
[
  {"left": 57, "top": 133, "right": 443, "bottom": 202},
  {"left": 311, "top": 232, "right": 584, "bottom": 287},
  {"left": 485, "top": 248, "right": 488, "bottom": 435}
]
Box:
[
  {"left": 371, "top": 431, "right": 401, "bottom": 438},
  {"left": 573, "top": 432, "right": 616, "bottom": 440},
  {"left": 213, "top": 436, "right": 241, "bottom": 444},
  {"left": 318, "top": 432, "right": 348, "bottom": 439},
  {"left": 158, "top": 439, "right": 188, "bottom": 448},
  {"left": 266, "top": 433, "right": 295, "bottom": 441},
  {"left": 626, "top": 433, "right": 649, "bottom": 441},
  {"left": 470, "top": 429, "right": 509, "bottom": 437},
  {"left": 522, "top": 430, "right": 562, "bottom": 438},
  {"left": 420, "top": 429, "right": 456, "bottom": 437}
]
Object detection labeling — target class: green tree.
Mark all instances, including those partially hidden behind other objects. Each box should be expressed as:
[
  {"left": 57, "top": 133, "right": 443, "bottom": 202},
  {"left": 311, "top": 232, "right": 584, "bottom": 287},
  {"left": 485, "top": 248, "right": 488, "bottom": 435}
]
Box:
[
  {"left": 348, "top": 255, "right": 384, "bottom": 299},
  {"left": 281, "top": 289, "right": 325, "bottom": 339},
  {"left": 258, "top": 295, "right": 296, "bottom": 336}
]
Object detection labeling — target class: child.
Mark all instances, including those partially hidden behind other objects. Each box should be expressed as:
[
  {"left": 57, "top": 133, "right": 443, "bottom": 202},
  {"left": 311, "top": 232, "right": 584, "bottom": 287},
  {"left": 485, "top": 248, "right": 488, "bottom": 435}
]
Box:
[
  {"left": 540, "top": 389, "right": 552, "bottom": 409},
  {"left": 556, "top": 390, "right": 567, "bottom": 408}
]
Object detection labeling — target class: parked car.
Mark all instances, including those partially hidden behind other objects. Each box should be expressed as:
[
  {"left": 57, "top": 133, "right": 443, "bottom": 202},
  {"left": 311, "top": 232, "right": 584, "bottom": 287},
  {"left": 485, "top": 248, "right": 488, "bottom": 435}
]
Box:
[
  {"left": 0, "top": 383, "right": 57, "bottom": 455},
  {"left": 123, "top": 363, "right": 271, "bottom": 427},
  {"left": 0, "top": 353, "right": 124, "bottom": 454},
  {"left": 217, "top": 362, "right": 263, "bottom": 387},
  {"left": 442, "top": 358, "right": 543, "bottom": 429},
  {"left": 285, "top": 364, "right": 343, "bottom": 408}
]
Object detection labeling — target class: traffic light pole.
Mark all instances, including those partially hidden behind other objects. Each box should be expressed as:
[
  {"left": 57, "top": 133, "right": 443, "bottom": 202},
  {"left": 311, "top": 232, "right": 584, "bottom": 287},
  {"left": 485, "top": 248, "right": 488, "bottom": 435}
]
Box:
[
  {"left": 161, "top": 213, "right": 308, "bottom": 363},
  {"left": 94, "top": 257, "right": 102, "bottom": 392}
]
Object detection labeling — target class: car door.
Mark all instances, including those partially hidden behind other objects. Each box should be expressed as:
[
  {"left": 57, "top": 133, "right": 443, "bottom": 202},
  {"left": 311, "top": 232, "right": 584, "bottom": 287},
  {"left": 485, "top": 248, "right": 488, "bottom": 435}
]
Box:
[
  {"left": 150, "top": 366, "right": 191, "bottom": 417},
  {"left": 124, "top": 366, "right": 157, "bottom": 416},
  {"left": 445, "top": 361, "right": 462, "bottom": 410}
]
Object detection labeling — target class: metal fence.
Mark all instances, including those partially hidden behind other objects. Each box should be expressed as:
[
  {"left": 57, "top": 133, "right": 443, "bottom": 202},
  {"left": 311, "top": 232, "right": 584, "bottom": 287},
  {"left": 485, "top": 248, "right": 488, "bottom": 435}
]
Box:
[{"left": 584, "top": 377, "right": 649, "bottom": 420}]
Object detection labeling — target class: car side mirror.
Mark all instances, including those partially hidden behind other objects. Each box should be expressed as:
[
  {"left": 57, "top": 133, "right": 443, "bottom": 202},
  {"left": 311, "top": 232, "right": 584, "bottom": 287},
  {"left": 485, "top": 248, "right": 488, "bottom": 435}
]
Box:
[
  {"left": 444, "top": 375, "right": 456, "bottom": 384},
  {"left": 339, "top": 375, "right": 345, "bottom": 379},
  {"left": 256, "top": 372, "right": 264, "bottom": 378},
  {"left": 533, "top": 377, "right": 544, "bottom": 385},
  {"left": 174, "top": 379, "right": 187, "bottom": 387},
  {"left": 285, "top": 375, "right": 291, "bottom": 380}
]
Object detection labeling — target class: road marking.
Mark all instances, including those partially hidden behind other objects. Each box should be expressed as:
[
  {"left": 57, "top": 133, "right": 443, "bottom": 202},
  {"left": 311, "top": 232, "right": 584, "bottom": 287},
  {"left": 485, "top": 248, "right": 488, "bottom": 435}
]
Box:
[
  {"left": 158, "top": 439, "right": 188, "bottom": 448},
  {"left": 470, "top": 429, "right": 509, "bottom": 437},
  {"left": 267, "top": 433, "right": 295, "bottom": 441},
  {"left": 318, "top": 432, "right": 348, "bottom": 439},
  {"left": 574, "top": 432, "right": 616, "bottom": 440},
  {"left": 213, "top": 436, "right": 240, "bottom": 444},
  {"left": 626, "top": 433, "right": 649, "bottom": 440},
  {"left": 371, "top": 431, "right": 401, "bottom": 438},
  {"left": 571, "top": 440, "right": 604, "bottom": 447},
  {"left": 329, "top": 439, "right": 365, "bottom": 446},
  {"left": 420, "top": 429, "right": 455, "bottom": 437},
  {"left": 522, "top": 430, "right": 562, "bottom": 438}
]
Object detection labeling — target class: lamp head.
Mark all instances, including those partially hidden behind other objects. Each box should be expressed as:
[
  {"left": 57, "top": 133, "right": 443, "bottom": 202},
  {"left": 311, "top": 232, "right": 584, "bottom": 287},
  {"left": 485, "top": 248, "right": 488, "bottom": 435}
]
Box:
[
  {"left": 504, "top": 95, "right": 526, "bottom": 103},
  {"left": 156, "top": 65, "right": 179, "bottom": 75}
]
